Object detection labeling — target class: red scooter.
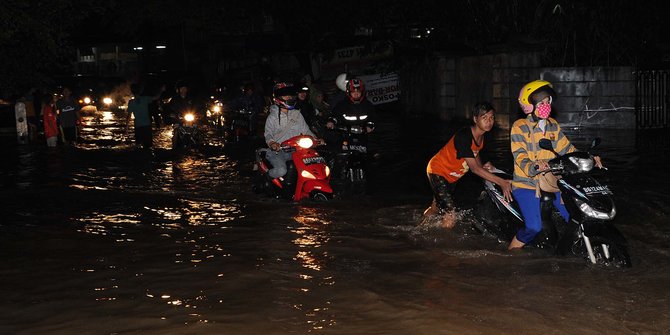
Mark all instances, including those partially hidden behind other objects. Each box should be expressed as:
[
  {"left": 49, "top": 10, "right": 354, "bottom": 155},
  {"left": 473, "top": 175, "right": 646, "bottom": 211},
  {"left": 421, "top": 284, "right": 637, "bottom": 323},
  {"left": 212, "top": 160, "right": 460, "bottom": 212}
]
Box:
[{"left": 254, "top": 135, "right": 333, "bottom": 201}]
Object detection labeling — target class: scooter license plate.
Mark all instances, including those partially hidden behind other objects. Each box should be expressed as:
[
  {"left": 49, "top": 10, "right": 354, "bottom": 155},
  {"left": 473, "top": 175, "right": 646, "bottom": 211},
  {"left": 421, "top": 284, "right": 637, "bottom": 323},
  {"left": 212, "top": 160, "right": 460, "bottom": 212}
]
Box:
[
  {"left": 303, "top": 156, "right": 326, "bottom": 165},
  {"left": 582, "top": 185, "right": 612, "bottom": 195},
  {"left": 345, "top": 145, "right": 367, "bottom": 153}
]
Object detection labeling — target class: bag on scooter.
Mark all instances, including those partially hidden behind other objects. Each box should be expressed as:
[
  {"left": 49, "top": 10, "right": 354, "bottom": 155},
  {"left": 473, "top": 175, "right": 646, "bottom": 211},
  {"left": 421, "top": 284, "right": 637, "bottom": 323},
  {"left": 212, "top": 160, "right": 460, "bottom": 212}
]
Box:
[{"left": 537, "top": 171, "right": 560, "bottom": 193}]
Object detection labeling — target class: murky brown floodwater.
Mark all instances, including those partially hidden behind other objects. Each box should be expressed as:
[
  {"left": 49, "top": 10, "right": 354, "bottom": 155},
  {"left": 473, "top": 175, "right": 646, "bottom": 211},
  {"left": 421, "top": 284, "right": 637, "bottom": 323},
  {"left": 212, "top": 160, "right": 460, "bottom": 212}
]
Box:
[{"left": 0, "top": 109, "right": 668, "bottom": 334}]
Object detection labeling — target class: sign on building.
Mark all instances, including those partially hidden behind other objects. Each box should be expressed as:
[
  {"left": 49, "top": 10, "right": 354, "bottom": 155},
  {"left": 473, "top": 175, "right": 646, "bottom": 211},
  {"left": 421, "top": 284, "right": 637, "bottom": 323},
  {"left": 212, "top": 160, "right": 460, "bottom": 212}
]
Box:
[{"left": 359, "top": 73, "right": 401, "bottom": 105}]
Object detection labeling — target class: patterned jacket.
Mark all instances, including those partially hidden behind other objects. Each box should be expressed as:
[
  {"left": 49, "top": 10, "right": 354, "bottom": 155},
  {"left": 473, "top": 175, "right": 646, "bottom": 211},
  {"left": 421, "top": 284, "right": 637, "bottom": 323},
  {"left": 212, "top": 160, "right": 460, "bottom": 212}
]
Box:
[{"left": 510, "top": 115, "right": 575, "bottom": 191}]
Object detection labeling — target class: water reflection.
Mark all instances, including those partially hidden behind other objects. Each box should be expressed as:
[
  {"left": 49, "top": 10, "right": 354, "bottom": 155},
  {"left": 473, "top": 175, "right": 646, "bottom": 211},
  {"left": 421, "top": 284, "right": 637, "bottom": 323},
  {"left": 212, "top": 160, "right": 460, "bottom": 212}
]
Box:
[{"left": 1, "top": 110, "right": 670, "bottom": 334}]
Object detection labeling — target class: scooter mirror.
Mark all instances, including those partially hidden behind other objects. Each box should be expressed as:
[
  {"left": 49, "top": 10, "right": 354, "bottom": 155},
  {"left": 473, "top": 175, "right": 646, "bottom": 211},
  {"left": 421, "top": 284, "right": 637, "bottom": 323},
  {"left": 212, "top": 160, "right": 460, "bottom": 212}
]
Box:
[
  {"left": 538, "top": 138, "right": 554, "bottom": 150},
  {"left": 538, "top": 138, "right": 559, "bottom": 156},
  {"left": 591, "top": 137, "right": 601, "bottom": 149}
]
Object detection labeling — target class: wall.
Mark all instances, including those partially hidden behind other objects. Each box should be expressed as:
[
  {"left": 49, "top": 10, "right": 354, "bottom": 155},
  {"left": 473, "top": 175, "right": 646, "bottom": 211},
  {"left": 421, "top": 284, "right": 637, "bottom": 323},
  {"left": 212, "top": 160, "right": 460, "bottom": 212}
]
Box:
[{"left": 401, "top": 52, "right": 636, "bottom": 129}]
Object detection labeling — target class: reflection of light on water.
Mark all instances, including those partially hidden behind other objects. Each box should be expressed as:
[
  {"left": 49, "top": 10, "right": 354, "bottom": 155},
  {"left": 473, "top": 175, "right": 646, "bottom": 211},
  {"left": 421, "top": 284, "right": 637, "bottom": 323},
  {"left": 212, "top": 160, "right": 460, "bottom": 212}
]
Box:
[
  {"left": 291, "top": 207, "right": 332, "bottom": 273},
  {"left": 101, "top": 110, "right": 115, "bottom": 121},
  {"left": 76, "top": 213, "right": 142, "bottom": 242},
  {"left": 290, "top": 207, "right": 337, "bottom": 331}
]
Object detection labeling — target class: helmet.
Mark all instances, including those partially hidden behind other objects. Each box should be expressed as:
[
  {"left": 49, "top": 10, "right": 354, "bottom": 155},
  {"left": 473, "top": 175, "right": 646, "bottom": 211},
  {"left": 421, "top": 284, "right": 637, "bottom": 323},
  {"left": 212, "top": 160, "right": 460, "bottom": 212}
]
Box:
[
  {"left": 518, "top": 80, "right": 555, "bottom": 114},
  {"left": 346, "top": 78, "right": 365, "bottom": 103},
  {"left": 273, "top": 82, "right": 297, "bottom": 110},
  {"left": 335, "top": 73, "right": 347, "bottom": 91}
]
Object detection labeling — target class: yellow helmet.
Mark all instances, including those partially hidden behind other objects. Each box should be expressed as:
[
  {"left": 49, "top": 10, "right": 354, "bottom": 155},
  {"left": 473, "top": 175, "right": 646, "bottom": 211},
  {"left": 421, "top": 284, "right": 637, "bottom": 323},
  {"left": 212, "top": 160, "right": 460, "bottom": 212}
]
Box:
[{"left": 518, "top": 80, "right": 554, "bottom": 114}]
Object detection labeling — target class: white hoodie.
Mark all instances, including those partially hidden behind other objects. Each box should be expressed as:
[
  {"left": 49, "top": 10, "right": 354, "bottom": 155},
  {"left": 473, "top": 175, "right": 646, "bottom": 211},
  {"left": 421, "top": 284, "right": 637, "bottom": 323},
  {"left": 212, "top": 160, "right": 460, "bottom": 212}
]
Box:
[{"left": 264, "top": 104, "right": 315, "bottom": 146}]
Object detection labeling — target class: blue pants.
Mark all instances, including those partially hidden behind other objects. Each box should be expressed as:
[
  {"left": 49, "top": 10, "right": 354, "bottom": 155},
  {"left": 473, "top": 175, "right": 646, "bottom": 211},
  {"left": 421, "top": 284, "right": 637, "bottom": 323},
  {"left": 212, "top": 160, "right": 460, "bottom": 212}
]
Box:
[{"left": 513, "top": 188, "right": 570, "bottom": 244}]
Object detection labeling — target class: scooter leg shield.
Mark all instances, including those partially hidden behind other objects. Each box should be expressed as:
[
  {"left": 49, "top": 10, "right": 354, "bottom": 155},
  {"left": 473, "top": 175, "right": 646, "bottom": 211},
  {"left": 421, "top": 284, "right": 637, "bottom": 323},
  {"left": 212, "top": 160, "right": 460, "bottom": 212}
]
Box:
[
  {"left": 583, "top": 222, "right": 628, "bottom": 246},
  {"left": 302, "top": 180, "right": 333, "bottom": 195}
]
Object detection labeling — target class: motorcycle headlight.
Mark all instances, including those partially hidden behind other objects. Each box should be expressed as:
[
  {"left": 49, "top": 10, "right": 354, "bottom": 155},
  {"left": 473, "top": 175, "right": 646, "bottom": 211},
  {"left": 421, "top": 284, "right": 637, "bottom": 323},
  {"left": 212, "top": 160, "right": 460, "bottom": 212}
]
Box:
[
  {"left": 575, "top": 198, "right": 616, "bottom": 220},
  {"left": 83, "top": 97, "right": 92, "bottom": 104},
  {"left": 350, "top": 126, "right": 364, "bottom": 134},
  {"left": 103, "top": 97, "right": 113, "bottom": 105},
  {"left": 297, "top": 137, "right": 314, "bottom": 148},
  {"left": 344, "top": 115, "right": 358, "bottom": 121},
  {"left": 213, "top": 105, "right": 221, "bottom": 113},
  {"left": 325, "top": 165, "right": 330, "bottom": 177},
  {"left": 301, "top": 170, "right": 316, "bottom": 179},
  {"left": 569, "top": 156, "right": 594, "bottom": 172},
  {"left": 184, "top": 113, "right": 195, "bottom": 122},
  {"left": 359, "top": 115, "right": 368, "bottom": 120}
]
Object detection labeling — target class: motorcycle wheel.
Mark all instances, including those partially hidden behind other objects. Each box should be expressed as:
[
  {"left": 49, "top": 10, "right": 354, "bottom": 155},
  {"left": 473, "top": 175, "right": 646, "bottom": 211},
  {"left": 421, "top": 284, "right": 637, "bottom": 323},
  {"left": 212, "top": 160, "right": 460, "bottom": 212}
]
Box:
[
  {"left": 310, "top": 190, "right": 331, "bottom": 201},
  {"left": 592, "top": 242, "right": 632, "bottom": 268}
]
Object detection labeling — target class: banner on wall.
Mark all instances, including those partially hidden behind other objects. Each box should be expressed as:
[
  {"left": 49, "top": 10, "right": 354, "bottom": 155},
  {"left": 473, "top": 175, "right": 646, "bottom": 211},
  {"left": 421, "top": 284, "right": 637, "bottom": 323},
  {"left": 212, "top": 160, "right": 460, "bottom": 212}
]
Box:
[{"left": 359, "top": 73, "right": 400, "bottom": 105}]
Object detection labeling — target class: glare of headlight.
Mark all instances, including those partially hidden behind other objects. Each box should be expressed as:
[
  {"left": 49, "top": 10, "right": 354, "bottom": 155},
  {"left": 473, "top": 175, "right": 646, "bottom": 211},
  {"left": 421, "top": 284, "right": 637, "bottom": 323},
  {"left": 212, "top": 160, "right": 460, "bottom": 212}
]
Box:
[
  {"left": 184, "top": 113, "right": 195, "bottom": 122},
  {"left": 359, "top": 115, "right": 368, "bottom": 120},
  {"left": 575, "top": 198, "right": 616, "bottom": 220},
  {"left": 344, "top": 115, "right": 357, "bottom": 121},
  {"left": 83, "top": 97, "right": 91, "bottom": 104},
  {"left": 297, "top": 137, "right": 314, "bottom": 148},
  {"left": 569, "top": 156, "right": 594, "bottom": 172},
  {"left": 213, "top": 105, "right": 221, "bottom": 113},
  {"left": 103, "top": 97, "right": 113, "bottom": 105},
  {"left": 206, "top": 110, "right": 212, "bottom": 117},
  {"left": 325, "top": 166, "right": 330, "bottom": 177},
  {"left": 301, "top": 170, "right": 316, "bottom": 179}
]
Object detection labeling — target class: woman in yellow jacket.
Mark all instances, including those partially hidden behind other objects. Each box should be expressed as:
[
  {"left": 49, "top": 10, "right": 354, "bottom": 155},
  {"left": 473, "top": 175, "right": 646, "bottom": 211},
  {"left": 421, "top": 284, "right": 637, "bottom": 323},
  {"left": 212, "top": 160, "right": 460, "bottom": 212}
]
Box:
[{"left": 508, "top": 80, "right": 601, "bottom": 250}]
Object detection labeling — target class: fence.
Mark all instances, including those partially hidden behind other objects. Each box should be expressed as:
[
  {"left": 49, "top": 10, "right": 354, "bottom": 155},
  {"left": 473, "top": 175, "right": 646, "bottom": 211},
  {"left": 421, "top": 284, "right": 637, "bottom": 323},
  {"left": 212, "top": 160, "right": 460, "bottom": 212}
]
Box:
[{"left": 635, "top": 70, "right": 669, "bottom": 129}]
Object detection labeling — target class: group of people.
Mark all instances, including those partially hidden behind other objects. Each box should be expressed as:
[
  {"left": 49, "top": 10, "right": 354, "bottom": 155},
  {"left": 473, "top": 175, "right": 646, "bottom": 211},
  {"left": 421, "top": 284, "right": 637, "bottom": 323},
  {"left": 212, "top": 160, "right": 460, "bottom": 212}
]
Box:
[
  {"left": 13, "top": 86, "right": 83, "bottom": 147},
  {"left": 263, "top": 77, "right": 375, "bottom": 180},
  {"left": 423, "top": 79, "right": 603, "bottom": 250},
  {"left": 18, "top": 75, "right": 597, "bottom": 251}
]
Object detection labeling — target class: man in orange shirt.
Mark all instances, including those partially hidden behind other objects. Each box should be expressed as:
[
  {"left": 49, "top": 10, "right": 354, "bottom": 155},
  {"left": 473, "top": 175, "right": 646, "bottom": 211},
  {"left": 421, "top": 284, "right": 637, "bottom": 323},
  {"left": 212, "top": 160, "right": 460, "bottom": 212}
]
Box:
[{"left": 424, "top": 102, "right": 512, "bottom": 228}]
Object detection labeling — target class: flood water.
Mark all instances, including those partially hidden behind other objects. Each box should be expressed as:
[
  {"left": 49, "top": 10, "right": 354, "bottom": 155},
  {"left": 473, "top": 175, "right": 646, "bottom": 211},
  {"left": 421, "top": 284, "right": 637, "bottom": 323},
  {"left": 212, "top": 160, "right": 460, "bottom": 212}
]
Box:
[{"left": 1, "top": 109, "right": 669, "bottom": 334}]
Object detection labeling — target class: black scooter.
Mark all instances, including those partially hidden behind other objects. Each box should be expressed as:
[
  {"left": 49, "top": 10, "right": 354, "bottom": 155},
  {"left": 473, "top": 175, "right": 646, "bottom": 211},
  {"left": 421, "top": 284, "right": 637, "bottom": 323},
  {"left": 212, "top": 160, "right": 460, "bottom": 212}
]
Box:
[{"left": 475, "top": 138, "right": 631, "bottom": 267}]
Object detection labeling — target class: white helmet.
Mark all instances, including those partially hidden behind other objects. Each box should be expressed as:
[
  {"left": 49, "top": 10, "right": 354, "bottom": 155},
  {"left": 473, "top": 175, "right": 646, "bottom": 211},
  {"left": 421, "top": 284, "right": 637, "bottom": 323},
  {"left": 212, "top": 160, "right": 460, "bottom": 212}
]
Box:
[{"left": 335, "top": 73, "right": 347, "bottom": 92}]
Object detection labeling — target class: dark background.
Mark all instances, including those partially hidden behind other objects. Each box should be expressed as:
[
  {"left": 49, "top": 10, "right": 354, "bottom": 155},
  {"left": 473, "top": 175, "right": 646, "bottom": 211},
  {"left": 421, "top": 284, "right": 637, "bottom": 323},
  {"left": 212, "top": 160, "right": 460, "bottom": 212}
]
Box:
[{"left": 1, "top": 0, "right": 668, "bottom": 98}]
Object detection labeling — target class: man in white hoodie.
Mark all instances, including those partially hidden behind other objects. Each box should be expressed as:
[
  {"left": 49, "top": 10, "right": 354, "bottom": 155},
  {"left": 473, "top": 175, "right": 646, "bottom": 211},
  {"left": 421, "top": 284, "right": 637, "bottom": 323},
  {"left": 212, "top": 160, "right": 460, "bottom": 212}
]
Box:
[{"left": 263, "top": 82, "right": 317, "bottom": 179}]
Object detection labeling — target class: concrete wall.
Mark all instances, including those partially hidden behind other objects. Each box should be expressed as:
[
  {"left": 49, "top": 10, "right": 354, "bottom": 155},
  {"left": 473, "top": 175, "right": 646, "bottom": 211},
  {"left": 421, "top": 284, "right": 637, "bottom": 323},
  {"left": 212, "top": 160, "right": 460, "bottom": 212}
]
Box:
[{"left": 400, "top": 52, "right": 636, "bottom": 129}]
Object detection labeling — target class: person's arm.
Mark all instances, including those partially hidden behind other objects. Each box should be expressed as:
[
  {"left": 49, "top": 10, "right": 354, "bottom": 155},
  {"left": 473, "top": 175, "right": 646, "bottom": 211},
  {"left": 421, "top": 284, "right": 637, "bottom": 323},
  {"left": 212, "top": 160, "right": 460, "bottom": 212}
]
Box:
[
  {"left": 264, "top": 111, "right": 280, "bottom": 150},
  {"left": 297, "top": 113, "right": 316, "bottom": 138},
  {"left": 465, "top": 157, "right": 512, "bottom": 201},
  {"left": 553, "top": 121, "right": 576, "bottom": 155},
  {"left": 510, "top": 121, "right": 542, "bottom": 177}
]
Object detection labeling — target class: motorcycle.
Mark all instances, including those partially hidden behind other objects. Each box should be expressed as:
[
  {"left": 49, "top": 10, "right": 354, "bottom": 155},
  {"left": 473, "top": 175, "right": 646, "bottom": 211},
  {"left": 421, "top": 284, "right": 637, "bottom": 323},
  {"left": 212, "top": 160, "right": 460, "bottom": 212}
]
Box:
[
  {"left": 475, "top": 138, "right": 631, "bottom": 267},
  {"left": 253, "top": 135, "right": 333, "bottom": 201},
  {"left": 206, "top": 98, "right": 225, "bottom": 129},
  {"left": 321, "top": 122, "right": 370, "bottom": 194},
  {"left": 224, "top": 108, "right": 254, "bottom": 142},
  {"left": 172, "top": 110, "right": 204, "bottom": 149}
]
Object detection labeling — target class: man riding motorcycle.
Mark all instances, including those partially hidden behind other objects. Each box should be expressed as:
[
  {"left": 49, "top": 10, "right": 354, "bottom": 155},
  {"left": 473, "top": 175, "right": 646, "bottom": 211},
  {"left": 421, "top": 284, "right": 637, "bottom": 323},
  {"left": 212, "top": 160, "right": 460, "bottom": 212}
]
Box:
[{"left": 331, "top": 78, "right": 375, "bottom": 135}]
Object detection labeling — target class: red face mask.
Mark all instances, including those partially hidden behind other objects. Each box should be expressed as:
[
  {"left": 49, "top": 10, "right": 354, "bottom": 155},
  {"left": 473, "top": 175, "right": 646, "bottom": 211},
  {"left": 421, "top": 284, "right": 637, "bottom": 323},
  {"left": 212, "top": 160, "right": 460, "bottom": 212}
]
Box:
[{"left": 535, "top": 104, "right": 551, "bottom": 119}]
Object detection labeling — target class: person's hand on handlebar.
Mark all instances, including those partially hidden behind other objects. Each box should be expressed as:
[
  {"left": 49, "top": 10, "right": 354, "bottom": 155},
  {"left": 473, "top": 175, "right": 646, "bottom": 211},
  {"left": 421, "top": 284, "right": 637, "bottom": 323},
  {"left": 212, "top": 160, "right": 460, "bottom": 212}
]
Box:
[
  {"left": 269, "top": 141, "right": 281, "bottom": 151},
  {"left": 535, "top": 160, "right": 550, "bottom": 172},
  {"left": 593, "top": 156, "right": 605, "bottom": 169}
]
